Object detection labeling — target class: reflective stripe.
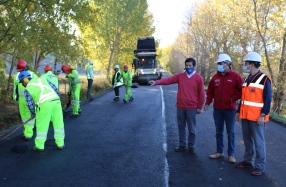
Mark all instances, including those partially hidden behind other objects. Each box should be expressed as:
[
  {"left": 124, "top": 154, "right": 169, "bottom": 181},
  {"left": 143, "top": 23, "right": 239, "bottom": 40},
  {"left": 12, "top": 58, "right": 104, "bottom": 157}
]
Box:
[
  {"left": 54, "top": 134, "right": 65, "bottom": 137},
  {"left": 37, "top": 131, "right": 47, "bottom": 135},
  {"left": 242, "top": 100, "right": 264, "bottom": 107},
  {"left": 54, "top": 128, "right": 64, "bottom": 132},
  {"left": 28, "top": 78, "right": 58, "bottom": 105},
  {"left": 35, "top": 136, "right": 46, "bottom": 140},
  {"left": 248, "top": 83, "right": 264, "bottom": 89},
  {"left": 255, "top": 73, "right": 266, "bottom": 83}
]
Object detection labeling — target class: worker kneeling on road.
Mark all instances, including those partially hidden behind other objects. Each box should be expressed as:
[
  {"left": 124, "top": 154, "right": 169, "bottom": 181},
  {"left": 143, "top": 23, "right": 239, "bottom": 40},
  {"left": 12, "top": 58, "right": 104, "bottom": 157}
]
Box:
[
  {"left": 19, "top": 71, "right": 65, "bottom": 151},
  {"left": 61, "top": 65, "right": 81, "bottom": 118},
  {"left": 122, "top": 65, "right": 134, "bottom": 103},
  {"left": 13, "top": 59, "right": 38, "bottom": 141}
]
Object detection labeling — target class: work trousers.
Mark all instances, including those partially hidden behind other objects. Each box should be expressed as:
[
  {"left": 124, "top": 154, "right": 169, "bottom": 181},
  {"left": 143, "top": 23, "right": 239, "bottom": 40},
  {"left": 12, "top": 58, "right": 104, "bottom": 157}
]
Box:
[
  {"left": 34, "top": 100, "right": 65, "bottom": 149},
  {"left": 87, "top": 79, "right": 93, "bottom": 99},
  {"left": 18, "top": 97, "right": 35, "bottom": 138},
  {"left": 114, "top": 86, "right": 120, "bottom": 97},
  {"left": 124, "top": 86, "right": 133, "bottom": 101},
  {"left": 71, "top": 84, "right": 81, "bottom": 115},
  {"left": 177, "top": 108, "right": 197, "bottom": 149},
  {"left": 241, "top": 119, "right": 266, "bottom": 170}
]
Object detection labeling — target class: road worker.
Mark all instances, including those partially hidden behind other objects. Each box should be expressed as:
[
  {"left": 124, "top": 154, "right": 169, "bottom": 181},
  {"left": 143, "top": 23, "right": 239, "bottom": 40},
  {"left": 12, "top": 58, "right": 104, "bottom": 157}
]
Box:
[
  {"left": 42, "top": 65, "right": 59, "bottom": 89},
  {"left": 112, "top": 64, "right": 123, "bottom": 101},
  {"left": 61, "top": 65, "right": 81, "bottom": 118},
  {"left": 235, "top": 52, "right": 272, "bottom": 176},
  {"left": 18, "top": 70, "right": 65, "bottom": 151},
  {"left": 86, "top": 60, "right": 94, "bottom": 100},
  {"left": 122, "top": 65, "right": 134, "bottom": 103},
  {"left": 12, "top": 59, "right": 38, "bottom": 141}
]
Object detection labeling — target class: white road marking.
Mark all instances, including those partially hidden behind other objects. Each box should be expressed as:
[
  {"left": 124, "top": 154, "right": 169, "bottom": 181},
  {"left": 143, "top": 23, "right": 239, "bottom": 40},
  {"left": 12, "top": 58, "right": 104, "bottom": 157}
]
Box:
[{"left": 160, "top": 86, "right": 169, "bottom": 187}]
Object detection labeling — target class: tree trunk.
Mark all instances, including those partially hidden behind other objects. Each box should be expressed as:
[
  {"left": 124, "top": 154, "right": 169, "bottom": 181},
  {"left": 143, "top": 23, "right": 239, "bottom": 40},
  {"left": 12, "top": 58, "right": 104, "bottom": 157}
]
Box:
[
  {"left": 273, "top": 32, "right": 286, "bottom": 114},
  {"left": 7, "top": 55, "right": 16, "bottom": 91}
]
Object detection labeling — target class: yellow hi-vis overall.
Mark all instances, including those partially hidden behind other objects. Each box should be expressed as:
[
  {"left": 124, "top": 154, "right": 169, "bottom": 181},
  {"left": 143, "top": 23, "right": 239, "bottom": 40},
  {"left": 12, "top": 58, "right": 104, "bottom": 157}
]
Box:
[
  {"left": 13, "top": 70, "right": 38, "bottom": 138},
  {"left": 67, "top": 70, "right": 81, "bottom": 115},
  {"left": 122, "top": 70, "right": 133, "bottom": 101},
  {"left": 26, "top": 77, "right": 65, "bottom": 149}
]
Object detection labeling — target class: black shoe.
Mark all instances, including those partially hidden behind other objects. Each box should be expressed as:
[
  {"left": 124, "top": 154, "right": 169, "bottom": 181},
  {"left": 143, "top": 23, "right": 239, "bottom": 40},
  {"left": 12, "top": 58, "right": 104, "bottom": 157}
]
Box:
[
  {"left": 70, "top": 114, "right": 78, "bottom": 118},
  {"left": 57, "top": 145, "right": 65, "bottom": 150},
  {"left": 123, "top": 99, "right": 127, "bottom": 103},
  {"left": 33, "top": 146, "right": 44, "bottom": 152},
  {"left": 129, "top": 97, "right": 134, "bottom": 102},
  {"left": 21, "top": 135, "right": 31, "bottom": 141},
  {"left": 188, "top": 148, "right": 197, "bottom": 155},
  {"left": 113, "top": 97, "right": 120, "bottom": 101},
  {"left": 78, "top": 110, "right": 81, "bottom": 114},
  {"left": 175, "top": 146, "right": 187, "bottom": 152}
]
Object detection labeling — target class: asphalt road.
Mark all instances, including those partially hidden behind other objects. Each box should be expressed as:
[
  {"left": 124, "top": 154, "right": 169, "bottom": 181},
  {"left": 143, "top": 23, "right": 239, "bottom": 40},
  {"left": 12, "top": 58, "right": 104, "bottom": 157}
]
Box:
[{"left": 0, "top": 73, "right": 285, "bottom": 187}]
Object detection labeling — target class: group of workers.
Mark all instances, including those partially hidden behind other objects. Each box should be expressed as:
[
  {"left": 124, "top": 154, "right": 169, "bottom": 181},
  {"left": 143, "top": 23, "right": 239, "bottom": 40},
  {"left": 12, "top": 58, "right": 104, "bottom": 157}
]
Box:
[
  {"left": 13, "top": 60, "right": 134, "bottom": 151},
  {"left": 13, "top": 60, "right": 84, "bottom": 151},
  {"left": 150, "top": 52, "right": 271, "bottom": 176}
]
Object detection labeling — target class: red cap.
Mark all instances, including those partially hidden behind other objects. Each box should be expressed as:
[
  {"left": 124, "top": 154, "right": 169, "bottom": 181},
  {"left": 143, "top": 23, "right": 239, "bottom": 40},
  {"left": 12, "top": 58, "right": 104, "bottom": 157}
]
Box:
[{"left": 123, "top": 65, "right": 128, "bottom": 69}]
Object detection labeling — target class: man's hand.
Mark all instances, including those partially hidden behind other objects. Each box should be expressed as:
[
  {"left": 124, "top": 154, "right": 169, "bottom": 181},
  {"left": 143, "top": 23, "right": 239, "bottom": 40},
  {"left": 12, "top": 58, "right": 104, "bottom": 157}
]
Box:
[
  {"left": 31, "top": 114, "right": 36, "bottom": 119},
  {"left": 149, "top": 80, "right": 155, "bottom": 86},
  {"left": 196, "top": 109, "right": 201, "bottom": 114},
  {"left": 235, "top": 113, "right": 240, "bottom": 121},
  {"left": 204, "top": 105, "right": 209, "bottom": 111},
  {"left": 257, "top": 116, "right": 265, "bottom": 125}
]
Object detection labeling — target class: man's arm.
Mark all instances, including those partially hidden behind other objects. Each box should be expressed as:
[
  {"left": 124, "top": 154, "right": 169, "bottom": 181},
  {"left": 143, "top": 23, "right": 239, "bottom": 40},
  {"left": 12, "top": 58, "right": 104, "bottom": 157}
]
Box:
[{"left": 24, "top": 90, "right": 35, "bottom": 115}]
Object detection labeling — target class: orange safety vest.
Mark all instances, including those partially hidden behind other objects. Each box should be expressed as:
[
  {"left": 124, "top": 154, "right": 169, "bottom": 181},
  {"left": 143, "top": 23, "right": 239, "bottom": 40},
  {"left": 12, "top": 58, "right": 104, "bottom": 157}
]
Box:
[{"left": 239, "top": 72, "right": 270, "bottom": 122}]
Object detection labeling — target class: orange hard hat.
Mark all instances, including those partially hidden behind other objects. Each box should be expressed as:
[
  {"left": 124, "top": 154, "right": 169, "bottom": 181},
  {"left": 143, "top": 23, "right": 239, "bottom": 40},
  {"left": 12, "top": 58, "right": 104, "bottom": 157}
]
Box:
[
  {"left": 61, "top": 65, "right": 71, "bottom": 73},
  {"left": 44, "top": 65, "right": 53, "bottom": 72},
  {"left": 17, "top": 60, "right": 28, "bottom": 72},
  {"left": 123, "top": 65, "right": 128, "bottom": 69}
]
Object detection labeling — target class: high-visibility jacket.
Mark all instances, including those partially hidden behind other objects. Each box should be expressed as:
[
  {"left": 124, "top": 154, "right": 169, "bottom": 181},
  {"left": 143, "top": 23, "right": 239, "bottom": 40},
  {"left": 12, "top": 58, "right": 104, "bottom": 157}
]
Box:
[
  {"left": 67, "top": 69, "right": 81, "bottom": 92},
  {"left": 25, "top": 77, "right": 59, "bottom": 106},
  {"left": 86, "top": 65, "right": 94, "bottom": 79},
  {"left": 122, "top": 71, "right": 132, "bottom": 87},
  {"left": 13, "top": 70, "right": 38, "bottom": 101},
  {"left": 239, "top": 72, "right": 270, "bottom": 122},
  {"left": 41, "top": 71, "right": 59, "bottom": 89},
  {"left": 112, "top": 71, "right": 123, "bottom": 87}
]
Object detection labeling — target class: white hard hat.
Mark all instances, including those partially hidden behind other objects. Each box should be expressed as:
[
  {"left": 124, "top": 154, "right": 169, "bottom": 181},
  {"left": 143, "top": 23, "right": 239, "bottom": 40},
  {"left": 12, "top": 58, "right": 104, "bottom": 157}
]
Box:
[
  {"left": 89, "top": 60, "right": 94, "bottom": 65},
  {"left": 114, "top": 64, "right": 119, "bottom": 69},
  {"left": 216, "top": 54, "right": 232, "bottom": 64},
  {"left": 244, "top": 52, "right": 262, "bottom": 63}
]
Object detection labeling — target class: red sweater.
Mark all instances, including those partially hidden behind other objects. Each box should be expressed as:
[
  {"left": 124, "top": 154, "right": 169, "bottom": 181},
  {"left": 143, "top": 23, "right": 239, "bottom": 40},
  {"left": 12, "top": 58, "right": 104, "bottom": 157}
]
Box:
[
  {"left": 205, "top": 70, "right": 243, "bottom": 110},
  {"left": 155, "top": 72, "right": 205, "bottom": 110}
]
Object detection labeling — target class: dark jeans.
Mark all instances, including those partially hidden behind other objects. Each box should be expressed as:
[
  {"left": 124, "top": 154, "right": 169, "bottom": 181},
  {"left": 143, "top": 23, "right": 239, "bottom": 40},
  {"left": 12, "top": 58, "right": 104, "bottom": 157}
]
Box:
[
  {"left": 114, "top": 86, "right": 119, "bottom": 97},
  {"left": 87, "top": 79, "right": 93, "bottom": 99},
  {"left": 213, "top": 109, "right": 236, "bottom": 156}
]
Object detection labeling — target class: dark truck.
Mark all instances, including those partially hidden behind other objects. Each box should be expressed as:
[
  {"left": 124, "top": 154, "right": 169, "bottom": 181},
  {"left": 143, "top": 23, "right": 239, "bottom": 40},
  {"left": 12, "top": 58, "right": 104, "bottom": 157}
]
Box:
[{"left": 132, "top": 37, "right": 162, "bottom": 84}]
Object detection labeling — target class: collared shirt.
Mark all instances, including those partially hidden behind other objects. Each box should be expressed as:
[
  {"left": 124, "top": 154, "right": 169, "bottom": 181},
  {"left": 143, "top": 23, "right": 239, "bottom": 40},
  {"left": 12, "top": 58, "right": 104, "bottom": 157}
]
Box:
[
  {"left": 186, "top": 70, "right": 196, "bottom": 78},
  {"left": 24, "top": 80, "right": 59, "bottom": 115}
]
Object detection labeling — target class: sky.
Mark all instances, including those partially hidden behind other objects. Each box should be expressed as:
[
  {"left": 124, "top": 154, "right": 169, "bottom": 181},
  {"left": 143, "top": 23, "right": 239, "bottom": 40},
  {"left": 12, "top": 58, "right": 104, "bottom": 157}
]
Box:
[{"left": 147, "top": 0, "right": 192, "bottom": 48}]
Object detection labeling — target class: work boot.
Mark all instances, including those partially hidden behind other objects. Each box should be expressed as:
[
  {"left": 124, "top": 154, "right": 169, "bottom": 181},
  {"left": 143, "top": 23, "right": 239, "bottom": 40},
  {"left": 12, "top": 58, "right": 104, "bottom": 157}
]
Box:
[
  {"left": 209, "top": 152, "right": 224, "bottom": 159},
  {"left": 113, "top": 97, "right": 120, "bottom": 101},
  {"left": 57, "top": 145, "right": 65, "bottom": 150},
  {"left": 21, "top": 135, "right": 32, "bottom": 141},
  {"left": 123, "top": 99, "right": 127, "bottom": 103},
  {"left": 33, "top": 146, "right": 44, "bottom": 152},
  {"left": 70, "top": 114, "right": 78, "bottom": 118},
  {"left": 129, "top": 97, "right": 134, "bottom": 102}
]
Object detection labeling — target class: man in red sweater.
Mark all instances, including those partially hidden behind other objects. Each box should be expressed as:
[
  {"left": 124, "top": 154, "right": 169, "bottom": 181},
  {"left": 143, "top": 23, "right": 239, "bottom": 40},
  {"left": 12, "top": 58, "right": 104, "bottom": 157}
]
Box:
[
  {"left": 204, "top": 54, "right": 243, "bottom": 163},
  {"left": 149, "top": 58, "right": 205, "bottom": 155}
]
